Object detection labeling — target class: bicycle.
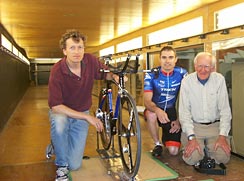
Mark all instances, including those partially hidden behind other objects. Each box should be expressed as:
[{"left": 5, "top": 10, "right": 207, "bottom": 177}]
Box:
[{"left": 95, "top": 54, "right": 141, "bottom": 180}]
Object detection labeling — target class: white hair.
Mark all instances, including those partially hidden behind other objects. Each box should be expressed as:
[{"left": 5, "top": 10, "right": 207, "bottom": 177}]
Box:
[{"left": 193, "top": 52, "right": 216, "bottom": 67}]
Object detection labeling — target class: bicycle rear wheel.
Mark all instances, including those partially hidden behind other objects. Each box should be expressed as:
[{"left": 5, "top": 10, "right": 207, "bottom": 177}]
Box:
[
  {"left": 98, "top": 89, "right": 112, "bottom": 150},
  {"left": 118, "top": 90, "right": 141, "bottom": 179}
]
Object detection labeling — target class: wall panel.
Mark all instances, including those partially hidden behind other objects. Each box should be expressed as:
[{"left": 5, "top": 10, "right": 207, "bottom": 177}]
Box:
[{"left": 0, "top": 51, "right": 29, "bottom": 131}]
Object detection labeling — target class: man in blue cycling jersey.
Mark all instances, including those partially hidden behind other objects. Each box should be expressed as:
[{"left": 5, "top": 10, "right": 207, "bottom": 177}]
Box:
[{"left": 144, "top": 46, "right": 187, "bottom": 157}]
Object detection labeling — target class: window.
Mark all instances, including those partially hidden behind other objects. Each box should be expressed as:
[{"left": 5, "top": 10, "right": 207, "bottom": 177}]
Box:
[
  {"left": 13, "top": 46, "right": 19, "bottom": 56},
  {"left": 116, "top": 37, "right": 142, "bottom": 53},
  {"left": 215, "top": 3, "right": 244, "bottom": 30},
  {"left": 1, "top": 34, "right": 12, "bottom": 51},
  {"left": 148, "top": 17, "right": 203, "bottom": 45},
  {"left": 99, "top": 46, "right": 114, "bottom": 57}
]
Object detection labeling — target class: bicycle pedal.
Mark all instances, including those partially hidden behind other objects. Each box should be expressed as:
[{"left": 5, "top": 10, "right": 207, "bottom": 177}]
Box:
[
  {"left": 121, "top": 133, "right": 127, "bottom": 137},
  {"left": 123, "top": 147, "right": 129, "bottom": 153}
]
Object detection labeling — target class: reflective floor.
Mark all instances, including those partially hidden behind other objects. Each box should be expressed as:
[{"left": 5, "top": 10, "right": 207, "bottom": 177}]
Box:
[{"left": 0, "top": 85, "right": 243, "bottom": 181}]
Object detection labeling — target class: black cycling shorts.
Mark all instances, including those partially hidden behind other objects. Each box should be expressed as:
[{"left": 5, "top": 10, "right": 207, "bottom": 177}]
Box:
[
  {"left": 144, "top": 107, "right": 181, "bottom": 147},
  {"left": 159, "top": 107, "right": 181, "bottom": 146}
]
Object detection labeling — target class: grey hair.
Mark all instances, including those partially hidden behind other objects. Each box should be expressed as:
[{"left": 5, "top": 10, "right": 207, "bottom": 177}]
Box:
[{"left": 193, "top": 52, "right": 216, "bottom": 67}]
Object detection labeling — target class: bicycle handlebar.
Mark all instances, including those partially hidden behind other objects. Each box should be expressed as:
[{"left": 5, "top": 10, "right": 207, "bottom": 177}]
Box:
[{"left": 100, "top": 54, "right": 140, "bottom": 75}]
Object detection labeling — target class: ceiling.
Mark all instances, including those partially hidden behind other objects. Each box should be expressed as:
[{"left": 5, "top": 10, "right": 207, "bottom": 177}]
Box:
[{"left": 0, "top": 0, "right": 219, "bottom": 60}]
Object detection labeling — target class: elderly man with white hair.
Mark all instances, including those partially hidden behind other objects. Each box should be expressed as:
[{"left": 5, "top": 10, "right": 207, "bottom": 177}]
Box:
[{"left": 179, "top": 52, "right": 232, "bottom": 166}]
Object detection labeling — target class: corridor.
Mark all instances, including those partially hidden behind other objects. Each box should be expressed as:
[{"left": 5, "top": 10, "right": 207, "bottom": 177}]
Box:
[{"left": 0, "top": 85, "right": 243, "bottom": 180}]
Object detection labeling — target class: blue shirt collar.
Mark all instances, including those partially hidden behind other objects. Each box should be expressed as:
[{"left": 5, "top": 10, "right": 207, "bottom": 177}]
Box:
[{"left": 197, "top": 76, "right": 209, "bottom": 85}]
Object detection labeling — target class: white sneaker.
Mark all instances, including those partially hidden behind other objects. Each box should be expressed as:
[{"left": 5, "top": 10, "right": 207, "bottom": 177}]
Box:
[{"left": 55, "top": 166, "right": 69, "bottom": 181}]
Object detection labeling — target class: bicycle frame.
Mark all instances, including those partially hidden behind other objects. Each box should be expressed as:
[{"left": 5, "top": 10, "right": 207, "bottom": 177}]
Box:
[{"left": 98, "top": 81, "right": 121, "bottom": 135}]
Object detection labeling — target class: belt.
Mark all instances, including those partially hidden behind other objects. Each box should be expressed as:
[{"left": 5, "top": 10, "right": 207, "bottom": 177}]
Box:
[{"left": 199, "top": 120, "right": 220, "bottom": 125}]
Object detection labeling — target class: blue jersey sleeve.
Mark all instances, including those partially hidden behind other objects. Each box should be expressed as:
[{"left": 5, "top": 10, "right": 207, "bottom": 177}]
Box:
[
  {"left": 144, "top": 72, "right": 153, "bottom": 91},
  {"left": 174, "top": 66, "right": 188, "bottom": 78}
]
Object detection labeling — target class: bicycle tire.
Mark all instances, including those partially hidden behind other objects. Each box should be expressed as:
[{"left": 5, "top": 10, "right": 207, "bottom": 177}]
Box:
[
  {"left": 98, "top": 89, "right": 112, "bottom": 150},
  {"left": 118, "top": 90, "right": 141, "bottom": 179}
]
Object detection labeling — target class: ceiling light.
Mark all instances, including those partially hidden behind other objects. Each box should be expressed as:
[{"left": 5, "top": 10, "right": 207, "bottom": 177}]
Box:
[
  {"left": 199, "top": 34, "right": 206, "bottom": 39},
  {"left": 167, "top": 41, "right": 173, "bottom": 45},
  {"left": 182, "top": 38, "right": 188, "bottom": 42},
  {"left": 220, "top": 29, "right": 229, "bottom": 35}
]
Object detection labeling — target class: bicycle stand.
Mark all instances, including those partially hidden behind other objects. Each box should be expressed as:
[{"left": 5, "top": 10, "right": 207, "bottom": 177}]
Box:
[{"left": 96, "top": 132, "right": 141, "bottom": 181}]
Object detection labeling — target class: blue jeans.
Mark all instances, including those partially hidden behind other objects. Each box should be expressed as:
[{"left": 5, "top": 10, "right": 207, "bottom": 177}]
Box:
[{"left": 49, "top": 110, "right": 89, "bottom": 170}]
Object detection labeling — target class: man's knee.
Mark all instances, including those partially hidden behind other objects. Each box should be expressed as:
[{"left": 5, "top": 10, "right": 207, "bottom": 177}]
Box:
[
  {"left": 50, "top": 113, "right": 68, "bottom": 134},
  {"left": 182, "top": 150, "right": 204, "bottom": 165},
  {"left": 144, "top": 109, "right": 157, "bottom": 123},
  {"left": 212, "top": 150, "right": 230, "bottom": 164},
  {"left": 215, "top": 155, "right": 230, "bottom": 164},
  {"left": 167, "top": 146, "right": 180, "bottom": 156}
]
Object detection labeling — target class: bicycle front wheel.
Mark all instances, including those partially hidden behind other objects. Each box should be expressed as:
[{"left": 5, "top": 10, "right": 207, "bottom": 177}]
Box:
[
  {"left": 98, "top": 89, "right": 112, "bottom": 150},
  {"left": 118, "top": 90, "right": 141, "bottom": 179}
]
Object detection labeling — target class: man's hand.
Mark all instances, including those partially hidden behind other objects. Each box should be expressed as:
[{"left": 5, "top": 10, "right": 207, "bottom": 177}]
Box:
[
  {"left": 214, "top": 135, "right": 231, "bottom": 156},
  {"left": 169, "top": 120, "right": 181, "bottom": 133},
  {"left": 155, "top": 108, "right": 170, "bottom": 124},
  {"left": 183, "top": 139, "right": 203, "bottom": 158},
  {"left": 87, "top": 115, "right": 103, "bottom": 132}
]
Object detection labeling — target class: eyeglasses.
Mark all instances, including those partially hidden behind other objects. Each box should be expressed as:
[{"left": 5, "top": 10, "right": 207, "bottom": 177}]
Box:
[{"left": 196, "top": 64, "right": 212, "bottom": 71}]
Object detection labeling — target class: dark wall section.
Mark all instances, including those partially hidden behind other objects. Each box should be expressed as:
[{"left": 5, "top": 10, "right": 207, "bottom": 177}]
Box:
[{"left": 0, "top": 50, "right": 29, "bottom": 131}]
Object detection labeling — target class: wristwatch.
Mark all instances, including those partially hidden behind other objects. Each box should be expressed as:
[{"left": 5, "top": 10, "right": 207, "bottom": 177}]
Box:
[{"left": 188, "top": 134, "right": 196, "bottom": 141}]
